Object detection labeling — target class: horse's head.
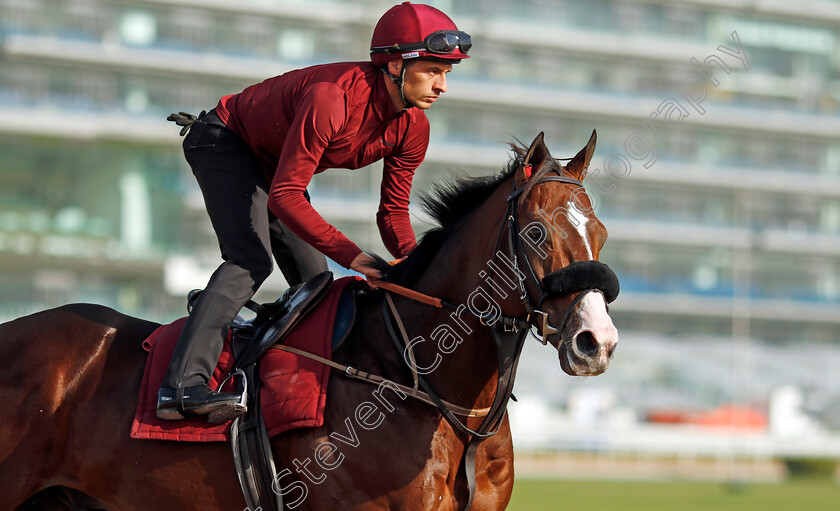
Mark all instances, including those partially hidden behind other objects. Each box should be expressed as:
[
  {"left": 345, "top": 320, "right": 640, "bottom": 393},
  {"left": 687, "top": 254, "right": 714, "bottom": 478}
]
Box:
[{"left": 511, "top": 131, "right": 619, "bottom": 376}]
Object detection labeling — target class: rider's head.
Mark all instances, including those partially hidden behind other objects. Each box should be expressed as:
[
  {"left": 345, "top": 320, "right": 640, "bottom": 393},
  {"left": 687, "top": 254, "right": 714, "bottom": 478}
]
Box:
[{"left": 370, "top": 2, "right": 470, "bottom": 109}]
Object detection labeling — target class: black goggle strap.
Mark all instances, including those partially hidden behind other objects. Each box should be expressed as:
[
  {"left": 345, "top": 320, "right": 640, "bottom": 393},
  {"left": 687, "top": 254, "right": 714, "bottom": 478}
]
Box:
[{"left": 371, "top": 30, "right": 471, "bottom": 56}]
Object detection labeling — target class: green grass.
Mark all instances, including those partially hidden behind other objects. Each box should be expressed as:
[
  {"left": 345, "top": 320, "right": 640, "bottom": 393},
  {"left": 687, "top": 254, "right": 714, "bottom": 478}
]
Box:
[{"left": 507, "top": 478, "right": 840, "bottom": 511}]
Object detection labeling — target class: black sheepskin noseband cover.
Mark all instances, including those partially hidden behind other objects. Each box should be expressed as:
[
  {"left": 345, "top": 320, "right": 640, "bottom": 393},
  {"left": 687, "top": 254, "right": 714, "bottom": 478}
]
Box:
[{"left": 541, "top": 261, "right": 620, "bottom": 303}]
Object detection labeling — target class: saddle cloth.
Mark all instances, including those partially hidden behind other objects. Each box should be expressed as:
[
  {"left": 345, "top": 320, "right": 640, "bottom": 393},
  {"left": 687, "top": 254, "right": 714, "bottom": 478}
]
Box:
[{"left": 130, "top": 276, "right": 359, "bottom": 442}]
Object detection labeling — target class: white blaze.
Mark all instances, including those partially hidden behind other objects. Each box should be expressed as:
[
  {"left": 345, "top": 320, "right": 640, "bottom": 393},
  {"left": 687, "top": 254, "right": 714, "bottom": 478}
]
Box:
[{"left": 567, "top": 201, "right": 592, "bottom": 258}]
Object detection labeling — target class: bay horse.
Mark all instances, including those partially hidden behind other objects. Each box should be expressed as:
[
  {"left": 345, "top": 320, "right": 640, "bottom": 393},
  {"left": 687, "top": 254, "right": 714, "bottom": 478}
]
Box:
[{"left": 0, "top": 132, "right": 618, "bottom": 511}]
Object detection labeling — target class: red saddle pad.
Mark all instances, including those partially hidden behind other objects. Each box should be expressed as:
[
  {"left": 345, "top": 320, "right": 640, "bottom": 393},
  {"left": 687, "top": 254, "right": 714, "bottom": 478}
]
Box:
[{"left": 130, "top": 276, "right": 359, "bottom": 442}]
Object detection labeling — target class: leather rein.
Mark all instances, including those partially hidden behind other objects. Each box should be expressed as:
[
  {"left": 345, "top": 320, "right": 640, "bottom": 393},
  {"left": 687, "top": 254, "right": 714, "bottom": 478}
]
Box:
[
  {"left": 274, "top": 164, "right": 596, "bottom": 510},
  {"left": 379, "top": 164, "right": 597, "bottom": 510},
  {"left": 274, "top": 168, "right": 592, "bottom": 419},
  {"left": 379, "top": 169, "right": 587, "bottom": 424}
]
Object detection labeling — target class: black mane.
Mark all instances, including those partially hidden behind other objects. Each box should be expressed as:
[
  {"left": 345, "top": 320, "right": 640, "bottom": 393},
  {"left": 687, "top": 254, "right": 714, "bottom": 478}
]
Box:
[{"left": 369, "top": 144, "right": 565, "bottom": 286}]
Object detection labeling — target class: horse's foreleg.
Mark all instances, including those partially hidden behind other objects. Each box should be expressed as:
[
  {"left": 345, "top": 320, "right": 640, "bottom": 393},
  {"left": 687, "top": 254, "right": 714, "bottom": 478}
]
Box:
[{"left": 463, "top": 417, "right": 515, "bottom": 511}]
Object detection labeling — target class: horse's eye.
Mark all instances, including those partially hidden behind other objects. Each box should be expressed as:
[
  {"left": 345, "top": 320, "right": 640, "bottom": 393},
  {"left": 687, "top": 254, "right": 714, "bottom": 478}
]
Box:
[{"left": 528, "top": 228, "right": 542, "bottom": 242}]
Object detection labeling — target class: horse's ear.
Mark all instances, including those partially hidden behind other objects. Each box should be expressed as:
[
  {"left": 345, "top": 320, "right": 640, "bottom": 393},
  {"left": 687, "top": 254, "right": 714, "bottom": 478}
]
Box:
[
  {"left": 517, "top": 132, "right": 550, "bottom": 186},
  {"left": 566, "top": 130, "right": 597, "bottom": 180}
]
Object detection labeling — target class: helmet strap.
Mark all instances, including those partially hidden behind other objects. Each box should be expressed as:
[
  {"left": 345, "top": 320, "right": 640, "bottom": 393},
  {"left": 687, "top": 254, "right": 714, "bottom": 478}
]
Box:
[{"left": 382, "top": 61, "right": 415, "bottom": 109}]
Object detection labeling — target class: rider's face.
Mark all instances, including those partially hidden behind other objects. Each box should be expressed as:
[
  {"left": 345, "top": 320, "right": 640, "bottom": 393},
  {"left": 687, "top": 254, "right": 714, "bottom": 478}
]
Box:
[{"left": 398, "top": 60, "right": 453, "bottom": 110}]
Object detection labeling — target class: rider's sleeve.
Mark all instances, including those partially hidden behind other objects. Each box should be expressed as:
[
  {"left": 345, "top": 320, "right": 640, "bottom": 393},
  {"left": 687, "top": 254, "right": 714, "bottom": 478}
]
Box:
[
  {"left": 268, "top": 83, "right": 363, "bottom": 269},
  {"left": 377, "top": 114, "right": 429, "bottom": 259}
]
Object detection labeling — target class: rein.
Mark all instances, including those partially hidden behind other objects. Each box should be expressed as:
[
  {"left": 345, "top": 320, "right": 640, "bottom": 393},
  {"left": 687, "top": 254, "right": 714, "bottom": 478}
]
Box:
[
  {"left": 375, "top": 280, "right": 531, "bottom": 331},
  {"left": 271, "top": 344, "right": 490, "bottom": 418},
  {"left": 268, "top": 279, "right": 528, "bottom": 421},
  {"left": 379, "top": 165, "right": 612, "bottom": 510},
  {"left": 270, "top": 163, "right": 618, "bottom": 510}
]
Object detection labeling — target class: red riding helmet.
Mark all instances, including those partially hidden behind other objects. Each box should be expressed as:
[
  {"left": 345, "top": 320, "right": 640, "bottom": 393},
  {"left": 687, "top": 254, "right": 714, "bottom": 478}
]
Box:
[{"left": 370, "top": 2, "right": 471, "bottom": 67}]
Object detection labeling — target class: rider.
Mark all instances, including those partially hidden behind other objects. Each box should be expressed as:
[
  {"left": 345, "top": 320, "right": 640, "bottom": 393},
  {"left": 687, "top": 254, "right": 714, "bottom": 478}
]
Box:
[{"left": 157, "top": 2, "right": 471, "bottom": 422}]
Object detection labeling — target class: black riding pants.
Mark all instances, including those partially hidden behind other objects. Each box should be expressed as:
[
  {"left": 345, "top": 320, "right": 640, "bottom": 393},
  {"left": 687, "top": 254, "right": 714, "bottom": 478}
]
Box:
[{"left": 163, "top": 110, "right": 328, "bottom": 389}]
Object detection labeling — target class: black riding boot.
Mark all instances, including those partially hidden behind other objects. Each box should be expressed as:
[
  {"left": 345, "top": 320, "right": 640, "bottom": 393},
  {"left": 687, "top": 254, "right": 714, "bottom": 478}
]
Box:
[{"left": 156, "top": 384, "right": 246, "bottom": 424}]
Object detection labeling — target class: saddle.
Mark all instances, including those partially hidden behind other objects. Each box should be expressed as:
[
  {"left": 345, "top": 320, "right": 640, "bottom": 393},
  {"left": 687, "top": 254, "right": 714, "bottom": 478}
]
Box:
[{"left": 215, "top": 271, "right": 336, "bottom": 511}]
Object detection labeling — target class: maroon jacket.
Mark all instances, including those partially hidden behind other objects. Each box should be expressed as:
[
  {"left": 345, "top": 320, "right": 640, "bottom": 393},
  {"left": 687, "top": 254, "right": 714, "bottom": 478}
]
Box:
[{"left": 216, "top": 61, "right": 428, "bottom": 268}]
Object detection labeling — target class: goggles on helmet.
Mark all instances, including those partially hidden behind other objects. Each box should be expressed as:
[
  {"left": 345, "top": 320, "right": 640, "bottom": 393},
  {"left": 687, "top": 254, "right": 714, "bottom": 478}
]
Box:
[{"left": 371, "top": 30, "right": 472, "bottom": 56}]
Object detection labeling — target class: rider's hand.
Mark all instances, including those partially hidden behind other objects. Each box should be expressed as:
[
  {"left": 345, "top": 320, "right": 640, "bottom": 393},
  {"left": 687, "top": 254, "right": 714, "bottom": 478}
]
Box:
[
  {"left": 166, "top": 110, "right": 205, "bottom": 136},
  {"left": 350, "top": 252, "right": 383, "bottom": 287}
]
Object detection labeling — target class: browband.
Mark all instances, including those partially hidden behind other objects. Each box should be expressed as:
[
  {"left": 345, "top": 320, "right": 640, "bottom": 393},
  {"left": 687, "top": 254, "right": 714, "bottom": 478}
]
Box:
[{"left": 508, "top": 175, "right": 584, "bottom": 200}]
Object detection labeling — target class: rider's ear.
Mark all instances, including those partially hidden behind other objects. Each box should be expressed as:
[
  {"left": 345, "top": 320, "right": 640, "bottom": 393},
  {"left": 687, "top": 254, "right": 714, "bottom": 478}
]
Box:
[
  {"left": 517, "top": 132, "right": 550, "bottom": 186},
  {"left": 565, "top": 130, "right": 597, "bottom": 181}
]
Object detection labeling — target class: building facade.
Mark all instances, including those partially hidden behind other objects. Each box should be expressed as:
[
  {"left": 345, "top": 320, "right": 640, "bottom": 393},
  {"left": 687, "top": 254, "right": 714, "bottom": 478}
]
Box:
[{"left": 1, "top": 0, "right": 838, "bottom": 413}]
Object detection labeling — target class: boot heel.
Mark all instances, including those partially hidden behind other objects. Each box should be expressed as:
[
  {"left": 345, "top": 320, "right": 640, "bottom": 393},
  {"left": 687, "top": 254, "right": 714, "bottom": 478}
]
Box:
[{"left": 156, "top": 408, "right": 186, "bottom": 421}]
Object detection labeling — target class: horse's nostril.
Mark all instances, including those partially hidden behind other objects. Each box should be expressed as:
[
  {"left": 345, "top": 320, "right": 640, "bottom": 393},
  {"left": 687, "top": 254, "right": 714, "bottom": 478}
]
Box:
[{"left": 575, "top": 331, "right": 599, "bottom": 358}]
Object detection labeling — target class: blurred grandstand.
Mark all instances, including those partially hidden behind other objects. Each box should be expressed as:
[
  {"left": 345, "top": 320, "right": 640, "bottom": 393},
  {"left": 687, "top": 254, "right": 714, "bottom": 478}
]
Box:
[{"left": 1, "top": 0, "right": 839, "bottom": 479}]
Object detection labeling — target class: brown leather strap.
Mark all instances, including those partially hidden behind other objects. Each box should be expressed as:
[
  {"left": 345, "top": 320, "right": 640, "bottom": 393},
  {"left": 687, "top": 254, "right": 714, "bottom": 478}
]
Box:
[
  {"left": 385, "top": 292, "right": 419, "bottom": 396},
  {"left": 270, "top": 344, "right": 489, "bottom": 418},
  {"left": 374, "top": 281, "right": 443, "bottom": 308}
]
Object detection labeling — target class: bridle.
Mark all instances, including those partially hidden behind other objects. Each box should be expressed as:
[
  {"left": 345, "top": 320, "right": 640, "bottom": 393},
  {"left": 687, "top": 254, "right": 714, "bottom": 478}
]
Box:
[
  {"left": 501, "top": 163, "right": 620, "bottom": 342},
  {"left": 381, "top": 159, "right": 620, "bottom": 510}
]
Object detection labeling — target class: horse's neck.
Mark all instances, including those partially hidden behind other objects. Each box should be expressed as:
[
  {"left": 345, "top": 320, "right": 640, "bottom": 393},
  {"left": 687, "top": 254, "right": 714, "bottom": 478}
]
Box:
[
  {"left": 420, "top": 176, "right": 524, "bottom": 316},
  {"left": 395, "top": 179, "right": 522, "bottom": 409}
]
